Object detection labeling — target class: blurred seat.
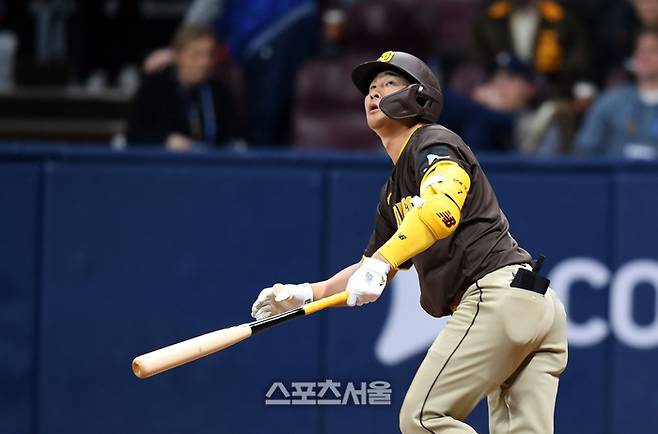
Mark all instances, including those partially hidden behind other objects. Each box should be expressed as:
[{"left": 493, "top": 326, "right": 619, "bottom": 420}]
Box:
[
  {"left": 292, "top": 54, "right": 380, "bottom": 150},
  {"left": 344, "top": 0, "right": 436, "bottom": 60},
  {"left": 292, "top": 0, "right": 489, "bottom": 150},
  {"left": 0, "top": 87, "right": 130, "bottom": 143},
  {"left": 430, "top": 0, "right": 485, "bottom": 57},
  {"left": 411, "top": 0, "right": 487, "bottom": 86},
  {"left": 344, "top": 0, "right": 485, "bottom": 60}
]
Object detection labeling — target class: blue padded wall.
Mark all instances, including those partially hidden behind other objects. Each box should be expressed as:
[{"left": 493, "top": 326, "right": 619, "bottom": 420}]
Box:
[{"left": 0, "top": 149, "right": 656, "bottom": 434}]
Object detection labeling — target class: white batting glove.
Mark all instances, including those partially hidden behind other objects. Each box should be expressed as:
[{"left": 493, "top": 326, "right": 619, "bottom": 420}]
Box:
[
  {"left": 251, "top": 283, "right": 313, "bottom": 320},
  {"left": 346, "top": 257, "right": 391, "bottom": 307}
]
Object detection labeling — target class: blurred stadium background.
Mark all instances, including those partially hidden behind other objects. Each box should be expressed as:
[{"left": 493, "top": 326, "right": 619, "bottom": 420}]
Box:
[{"left": 1, "top": 1, "right": 657, "bottom": 433}]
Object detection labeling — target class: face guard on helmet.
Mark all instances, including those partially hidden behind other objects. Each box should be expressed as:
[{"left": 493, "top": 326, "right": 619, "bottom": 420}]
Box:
[{"left": 352, "top": 51, "right": 443, "bottom": 123}]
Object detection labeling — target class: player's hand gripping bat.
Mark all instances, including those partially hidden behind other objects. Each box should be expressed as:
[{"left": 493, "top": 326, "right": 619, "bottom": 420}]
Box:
[{"left": 131, "top": 291, "right": 348, "bottom": 379}]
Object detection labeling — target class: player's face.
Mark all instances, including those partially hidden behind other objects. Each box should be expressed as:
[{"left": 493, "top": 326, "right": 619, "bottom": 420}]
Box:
[
  {"left": 175, "top": 36, "right": 217, "bottom": 86},
  {"left": 365, "top": 72, "right": 410, "bottom": 129}
]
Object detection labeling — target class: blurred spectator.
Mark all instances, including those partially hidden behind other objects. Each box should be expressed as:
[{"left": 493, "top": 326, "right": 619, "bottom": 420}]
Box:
[
  {"left": 440, "top": 87, "right": 514, "bottom": 152},
  {"left": 561, "top": 0, "right": 633, "bottom": 87},
  {"left": 442, "top": 54, "right": 576, "bottom": 154},
  {"left": 574, "top": 29, "right": 658, "bottom": 158},
  {"left": 2, "top": 0, "right": 71, "bottom": 86},
  {"left": 475, "top": 53, "right": 576, "bottom": 154},
  {"left": 442, "top": 54, "right": 533, "bottom": 152},
  {"left": 472, "top": 54, "right": 537, "bottom": 113},
  {"left": 127, "top": 25, "right": 242, "bottom": 150},
  {"left": 0, "top": 1, "right": 18, "bottom": 90},
  {"left": 144, "top": 0, "right": 320, "bottom": 146},
  {"left": 591, "top": 0, "right": 658, "bottom": 87},
  {"left": 320, "top": 8, "right": 347, "bottom": 57},
  {"left": 469, "top": 0, "right": 590, "bottom": 99}
]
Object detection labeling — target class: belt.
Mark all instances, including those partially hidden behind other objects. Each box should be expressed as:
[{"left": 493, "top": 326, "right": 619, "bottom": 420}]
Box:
[{"left": 449, "top": 256, "right": 550, "bottom": 313}]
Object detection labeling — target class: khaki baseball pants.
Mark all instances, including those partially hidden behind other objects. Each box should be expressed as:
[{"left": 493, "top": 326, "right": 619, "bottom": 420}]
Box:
[{"left": 400, "top": 264, "right": 568, "bottom": 434}]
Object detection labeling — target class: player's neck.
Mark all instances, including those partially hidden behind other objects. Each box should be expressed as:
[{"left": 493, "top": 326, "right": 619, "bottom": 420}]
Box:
[{"left": 375, "top": 121, "right": 424, "bottom": 164}]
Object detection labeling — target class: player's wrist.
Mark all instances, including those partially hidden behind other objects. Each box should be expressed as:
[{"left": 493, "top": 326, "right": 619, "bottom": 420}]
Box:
[
  {"left": 298, "top": 282, "right": 314, "bottom": 303},
  {"left": 367, "top": 254, "right": 392, "bottom": 273},
  {"left": 375, "top": 250, "right": 396, "bottom": 270},
  {"left": 346, "top": 257, "right": 390, "bottom": 307}
]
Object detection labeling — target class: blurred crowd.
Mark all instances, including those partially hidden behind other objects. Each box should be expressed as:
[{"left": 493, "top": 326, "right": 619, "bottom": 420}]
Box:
[{"left": 1, "top": 0, "right": 658, "bottom": 158}]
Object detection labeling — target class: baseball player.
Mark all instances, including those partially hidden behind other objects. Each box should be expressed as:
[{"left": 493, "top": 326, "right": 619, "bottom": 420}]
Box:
[{"left": 251, "top": 51, "right": 568, "bottom": 434}]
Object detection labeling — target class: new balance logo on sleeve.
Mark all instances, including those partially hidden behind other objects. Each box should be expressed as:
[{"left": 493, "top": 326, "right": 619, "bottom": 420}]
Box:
[{"left": 437, "top": 211, "right": 456, "bottom": 228}]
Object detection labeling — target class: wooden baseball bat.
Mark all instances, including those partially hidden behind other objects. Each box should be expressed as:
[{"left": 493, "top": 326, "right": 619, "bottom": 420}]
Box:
[{"left": 132, "top": 291, "right": 349, "bottom": 379}]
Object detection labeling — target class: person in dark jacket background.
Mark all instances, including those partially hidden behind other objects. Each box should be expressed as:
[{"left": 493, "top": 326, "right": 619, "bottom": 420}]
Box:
[
  {"left": 127, "top": 25, "right": 242, "bottom": 150},
  {"left": 469, "top": 0, "right": 589, "bottom": 99}
]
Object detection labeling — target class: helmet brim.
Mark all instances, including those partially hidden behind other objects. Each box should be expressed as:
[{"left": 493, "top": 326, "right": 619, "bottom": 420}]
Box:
[{"left": 351, "top": 61, "right": 418, "bottom": 95}]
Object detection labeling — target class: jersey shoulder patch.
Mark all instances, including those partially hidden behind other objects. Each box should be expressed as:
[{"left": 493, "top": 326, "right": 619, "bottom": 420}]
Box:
[
  {"left": 426, "top": 153, "right": 451, "bottom": 166},
  {"left": 416, "top": 143, "right": 462, "bottom": 173}
]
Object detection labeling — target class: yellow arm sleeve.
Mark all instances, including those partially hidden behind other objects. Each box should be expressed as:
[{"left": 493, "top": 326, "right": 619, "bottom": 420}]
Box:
[
  {"left": 419, "top": 160, "right": 471, "bottom": 209},
  {"left": 376, "top": 161, "right": 471, "bottom": 269}
]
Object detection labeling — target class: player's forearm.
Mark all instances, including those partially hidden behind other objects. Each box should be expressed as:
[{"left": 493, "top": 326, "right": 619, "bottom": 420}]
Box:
[
  {"left": 311, "top": 256, "right": 396, "bottom": 303},
  {"left": 311, "top": 263, "right": 361, "bottom": 300}
]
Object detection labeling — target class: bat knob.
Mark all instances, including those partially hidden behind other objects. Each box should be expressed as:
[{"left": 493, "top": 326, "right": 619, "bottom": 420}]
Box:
[{"left": 132, "top": 358, "right": 144, "bottom": 379}]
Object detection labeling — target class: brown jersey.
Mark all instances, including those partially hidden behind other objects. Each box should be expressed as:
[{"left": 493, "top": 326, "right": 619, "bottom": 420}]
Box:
[{"left": 364, "top": 124, "right": 531, "bottom": 317}]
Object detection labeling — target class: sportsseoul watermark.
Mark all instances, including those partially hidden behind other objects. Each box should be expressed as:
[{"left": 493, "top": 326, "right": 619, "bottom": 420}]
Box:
[{"left": 265, "top": 380, "right": 391, "bottom": 405}]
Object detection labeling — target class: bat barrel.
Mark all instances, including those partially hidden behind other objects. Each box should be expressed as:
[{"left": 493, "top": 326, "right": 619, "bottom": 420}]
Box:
[
  {"left": 132, "top": 324, "right": 252, "bottom": 379},
  {"left": 131, "top": 292, "right": 349, "bottom": 379}
]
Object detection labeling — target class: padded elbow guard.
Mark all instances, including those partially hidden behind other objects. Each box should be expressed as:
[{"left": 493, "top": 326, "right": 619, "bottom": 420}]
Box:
[{"left": 420, "top": 161, "right": 471, "bottom": 209}]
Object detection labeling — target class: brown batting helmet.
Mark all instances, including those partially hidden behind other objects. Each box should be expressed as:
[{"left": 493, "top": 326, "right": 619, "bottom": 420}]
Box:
[{"left": 352, "top": 51, "right": 443, "bottom": 123}]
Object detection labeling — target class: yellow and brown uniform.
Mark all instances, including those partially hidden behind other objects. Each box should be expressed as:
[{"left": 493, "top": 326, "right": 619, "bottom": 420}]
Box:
[
  {"left": 364, "top": 124, "right": 531, "bottom": 317},
  {"left": 368, "top": 125, "right": 567, "bottom": 434},
  {"left": 353, "top": 50, "right": 567, "bottom": 434}
]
